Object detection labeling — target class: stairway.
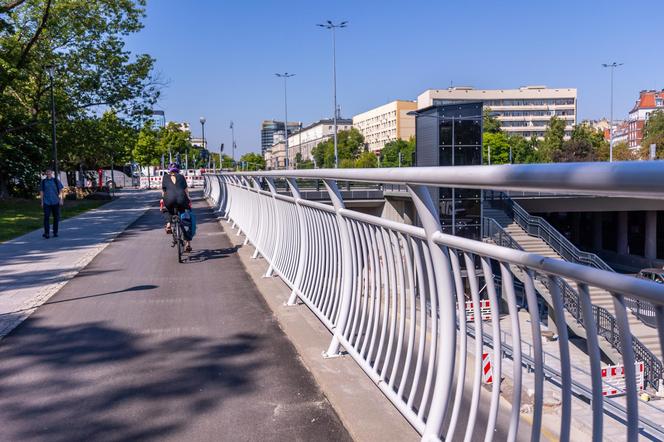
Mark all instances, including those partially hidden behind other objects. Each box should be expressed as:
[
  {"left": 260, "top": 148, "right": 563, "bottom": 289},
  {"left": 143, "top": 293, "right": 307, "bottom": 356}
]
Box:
[{"left": 485, "top": 208, "right": 663, "bottom": 362}]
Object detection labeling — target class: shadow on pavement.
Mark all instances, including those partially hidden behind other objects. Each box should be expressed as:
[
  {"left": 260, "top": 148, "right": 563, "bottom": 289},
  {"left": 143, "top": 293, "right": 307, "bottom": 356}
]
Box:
[
  {"left": 184, "top": 247, "right": 238, "bottom": 263},
  {"left": 0, "top": 317, "right": 260, "bottom": 442}
]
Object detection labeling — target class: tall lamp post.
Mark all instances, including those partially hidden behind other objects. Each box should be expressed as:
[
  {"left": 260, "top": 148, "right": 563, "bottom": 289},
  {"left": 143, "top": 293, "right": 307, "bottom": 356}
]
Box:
[
  {"left": 275, "top": 72, "right": 295, "bottom": 169},
  {"left": 230, "top": 120, "right": 236, "bottom": 166},
  {"left": 200, "top": 116, "right": 207, "bottom": 168},
  {"left": 45, "top": 64, "right": 58, "bottom": 177},
  {"left": 317, "top": 20, "right": 347, "bottom": 168},
  {"left": 602, "top": 62, "right": 623, "bottom": 162}
]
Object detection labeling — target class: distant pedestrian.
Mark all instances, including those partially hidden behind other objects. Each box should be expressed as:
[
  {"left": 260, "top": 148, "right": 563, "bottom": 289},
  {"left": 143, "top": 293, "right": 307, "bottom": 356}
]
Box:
[{"left": 40, "top": 169, "right": 64, "bottom": 239}]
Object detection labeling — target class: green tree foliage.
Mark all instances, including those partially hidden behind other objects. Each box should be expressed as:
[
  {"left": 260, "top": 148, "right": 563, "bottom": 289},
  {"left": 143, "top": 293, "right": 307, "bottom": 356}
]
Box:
[
  {"left": 380, "top": 137, "right": 415, "bottom": 167},
  {"left": 0, "top": 0, "right": 159, "bottom": 197},
  {"left": 158, "top": 122, "right": 193, "bottom": 159},
  {"left": 552, "top": 124, "right": 603, "bottom": 162},
  {"left": 537, "top": 116, "right": 566, "bottom": 162},
  {"left": 132, "top": 121, "right": 160, "bottom": 166},
  {"left": 641, "top": 110, "right": 664, "bottom": 159},
  {"left": 483, "top": 131, "right": 511, "bottom": 164},
  {"left": 220, "top": 154, "right": 234, "bottom": 169},
  {"left": 511, "top": 135, "right": 539, "bottom": 164},
  {"left": 311, "top": 128, "right": 365, "bottom": 168},
  {"left": 355, "top": 150, "right": 378, "bottom": 168},
  {"left": 239, "top": 152, "right": 265, "bottom": 171},
  {"left": 483, "top": 108, "right": 502, "bottom": 134}
]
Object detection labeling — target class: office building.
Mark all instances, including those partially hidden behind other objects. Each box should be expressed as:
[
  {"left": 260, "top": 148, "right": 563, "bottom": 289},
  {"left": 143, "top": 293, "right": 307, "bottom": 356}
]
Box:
[
  {"left": 628, "top": 89, "right": 664, "bottom": 149},
  {"left": 285, "top": 118, "right": 353, "bottom": 166},
  {"left": 261, "top": 120, "right": 302, "bottom": 154},
  {"left": 352, "top": 100, "right": 417, "bottom": 152},
  {"left": 417, "top": 86, "right": 577, "bottom": 139}
]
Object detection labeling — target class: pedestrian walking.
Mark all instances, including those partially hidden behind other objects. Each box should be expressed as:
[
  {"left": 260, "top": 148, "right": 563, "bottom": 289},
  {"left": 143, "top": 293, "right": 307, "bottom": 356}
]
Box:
[{"left": 40, "top": 168, "right": 64, "bottom": 239}]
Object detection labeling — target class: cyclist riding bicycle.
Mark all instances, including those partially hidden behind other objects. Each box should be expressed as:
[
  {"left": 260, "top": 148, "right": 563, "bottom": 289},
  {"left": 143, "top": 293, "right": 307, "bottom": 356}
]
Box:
[{"left": 161, "top": 162, "right": 192, "bottom": 252}]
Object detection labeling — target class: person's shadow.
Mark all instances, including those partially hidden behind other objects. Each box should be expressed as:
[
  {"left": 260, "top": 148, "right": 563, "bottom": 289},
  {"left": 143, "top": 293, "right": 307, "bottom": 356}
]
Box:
[{"left": 184, "top": 247, "right": 238, "bottom": 263}]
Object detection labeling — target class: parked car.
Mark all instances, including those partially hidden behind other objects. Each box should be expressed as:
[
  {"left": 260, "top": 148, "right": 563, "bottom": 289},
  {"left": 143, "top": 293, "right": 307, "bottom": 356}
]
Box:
[{"left": 636, "top": 268, "right": 664, "bottom": 284}]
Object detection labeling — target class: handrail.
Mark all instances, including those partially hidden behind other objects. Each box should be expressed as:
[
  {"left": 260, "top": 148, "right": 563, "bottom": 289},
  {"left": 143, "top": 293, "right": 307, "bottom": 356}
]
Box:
[
  {"left": 483, "top": 217, "right": 663, "bottom": 390},
  {"left": 488, "top": 193, "right": 658, "bottom": 328},
  {"left": 204, "top": 166, "right": 664, "bottom": 442}
]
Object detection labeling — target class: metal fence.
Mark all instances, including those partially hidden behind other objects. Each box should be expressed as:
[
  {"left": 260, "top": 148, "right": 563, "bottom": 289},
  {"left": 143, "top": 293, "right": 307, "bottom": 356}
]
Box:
[{"left": 204, "top": 162, "right": 664, "bottom": 442}]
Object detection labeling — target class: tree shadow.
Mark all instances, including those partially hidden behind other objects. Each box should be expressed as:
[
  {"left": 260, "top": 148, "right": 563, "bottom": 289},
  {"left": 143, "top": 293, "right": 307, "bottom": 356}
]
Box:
[{"left": 0, "top": 317, "right": 261, "bottom": 442}]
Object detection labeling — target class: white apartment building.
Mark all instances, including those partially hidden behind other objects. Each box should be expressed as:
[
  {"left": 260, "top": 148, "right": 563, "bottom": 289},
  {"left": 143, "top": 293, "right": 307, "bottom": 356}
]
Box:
[
  {"left": 352, "top": 100, "right": 417, "bottom": 152},
  {"left": 286, "top": 118, "right": 353, "bottom": 165},
  {"left": 418, "top": 86, "right": 577, "bottom": 139}
]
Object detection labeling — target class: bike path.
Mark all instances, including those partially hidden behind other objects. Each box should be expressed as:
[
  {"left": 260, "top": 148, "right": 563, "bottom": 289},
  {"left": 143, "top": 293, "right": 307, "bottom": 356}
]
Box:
[{"left": 0, "top": 196, "right": 351, "bottom": 441}]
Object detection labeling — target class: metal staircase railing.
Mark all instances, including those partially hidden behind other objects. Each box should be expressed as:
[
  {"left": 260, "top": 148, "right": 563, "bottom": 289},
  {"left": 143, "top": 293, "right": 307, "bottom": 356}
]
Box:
[
  {"left": 486, "top": 192, "right": 658, "bottom": 328},
  {"left": 483, "top": 216, "right": 663, "bottom": 390}
]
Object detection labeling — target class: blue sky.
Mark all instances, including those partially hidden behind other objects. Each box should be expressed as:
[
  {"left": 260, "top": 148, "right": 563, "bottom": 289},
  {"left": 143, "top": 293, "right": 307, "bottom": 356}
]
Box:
[{"left": 125, "top": 0, "right": 664, "bottom": 157}]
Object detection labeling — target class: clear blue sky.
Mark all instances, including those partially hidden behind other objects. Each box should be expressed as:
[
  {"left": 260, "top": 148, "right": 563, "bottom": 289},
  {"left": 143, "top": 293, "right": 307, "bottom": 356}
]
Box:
[{"left": 125, "top": 0, "right": 664, "bottom": 157}]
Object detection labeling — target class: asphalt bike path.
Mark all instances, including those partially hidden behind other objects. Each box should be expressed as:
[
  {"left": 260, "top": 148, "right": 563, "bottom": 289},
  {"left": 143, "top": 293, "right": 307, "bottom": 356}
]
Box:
[{"left": 0, "top": 195, "right": 351, "bottom": 442}]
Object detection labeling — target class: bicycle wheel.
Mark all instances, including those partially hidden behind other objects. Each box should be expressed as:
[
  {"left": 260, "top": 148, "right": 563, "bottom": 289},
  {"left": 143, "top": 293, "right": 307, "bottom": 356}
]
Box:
[{"left": 176, "top": 221, "right": 184, "bottom": 263}]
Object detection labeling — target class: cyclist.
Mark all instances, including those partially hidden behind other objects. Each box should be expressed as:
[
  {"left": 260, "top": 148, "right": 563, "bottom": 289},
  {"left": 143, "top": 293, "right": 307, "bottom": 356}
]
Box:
[{"left": 161, "top": 162, "right": 192, "bottom": 252}]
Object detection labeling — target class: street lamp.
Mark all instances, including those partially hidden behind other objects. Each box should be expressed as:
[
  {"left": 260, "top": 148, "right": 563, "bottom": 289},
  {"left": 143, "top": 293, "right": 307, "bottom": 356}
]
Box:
[
  {"left": 317, "top": 20, "right": 347, "bottom": 168},
  {"left": 200, "top": 116, "right": 207, "bottom": 168},
  {"left": 44, "top": 64, "right": 58, "bottom": 177},
  {"left": 602, "top": 62, "right": 623, "bottom": 162},
  {"left": 230, "top": 121, "right": 236, "bottom": 166},
  {"left": 275, "top": 72, "right": 295, "bottom": 169}
]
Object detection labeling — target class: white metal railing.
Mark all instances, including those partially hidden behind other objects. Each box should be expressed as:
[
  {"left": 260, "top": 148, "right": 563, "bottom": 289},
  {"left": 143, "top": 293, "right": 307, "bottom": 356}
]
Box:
[{"left": 204, "top": 162, "right": 664, "bottom": 442}]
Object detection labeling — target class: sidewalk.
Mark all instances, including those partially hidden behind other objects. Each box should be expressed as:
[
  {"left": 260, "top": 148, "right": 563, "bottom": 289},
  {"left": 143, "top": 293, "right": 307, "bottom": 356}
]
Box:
[{"left": 0, "top": 190, "right": 157, "bottom": 338}]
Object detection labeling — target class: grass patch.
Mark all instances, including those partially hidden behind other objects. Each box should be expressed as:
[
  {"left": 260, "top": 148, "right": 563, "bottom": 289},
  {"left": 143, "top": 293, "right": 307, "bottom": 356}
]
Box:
[{"left": 0, "top": 198, "right": 109, "bottom": 243}]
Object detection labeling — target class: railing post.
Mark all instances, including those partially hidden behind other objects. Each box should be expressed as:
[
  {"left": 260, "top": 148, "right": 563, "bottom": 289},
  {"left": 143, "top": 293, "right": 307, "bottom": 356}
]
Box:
[
  {"left": 406, "top": 184, "right": 457, "bottom": 441},
  {"left": 286, "top": 178, "right": 307, "bottom": 306},
  {"left": 322, "top": 179, "right": 353, "bottom": 358},
  {"left": 262, "top": 177, "right": 280, "bottom": 276}
]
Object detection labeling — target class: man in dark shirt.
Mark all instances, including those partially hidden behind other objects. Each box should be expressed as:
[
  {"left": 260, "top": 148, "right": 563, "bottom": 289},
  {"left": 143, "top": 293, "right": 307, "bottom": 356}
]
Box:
[{"left": 39, "top": 169, "right": 64, "bottom": 239}]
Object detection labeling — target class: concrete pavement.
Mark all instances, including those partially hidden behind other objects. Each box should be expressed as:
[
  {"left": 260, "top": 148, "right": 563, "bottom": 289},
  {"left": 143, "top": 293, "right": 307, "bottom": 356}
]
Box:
[
  {"left": 0, "top": 190, "right": 156, "bottom": 338},
  {"left": 0, "top": 195, "right": 351, "bottom": 441}
]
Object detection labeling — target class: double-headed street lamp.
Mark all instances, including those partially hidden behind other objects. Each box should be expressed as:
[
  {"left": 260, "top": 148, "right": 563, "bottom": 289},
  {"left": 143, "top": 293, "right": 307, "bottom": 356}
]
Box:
[
  {"left": 602, "top": 62, "right": 623, "bottom": 162},
  {"left": 230, "top": 121, "right": 236, "bottom": 166},
  {"left": 44, "top": 64, "right": 58, "bottom": 177},
  {"left": 317, "top": 20, "right": 347, "bottom": 168},
  {"left": 275, "top": 72, "right": 295, "bottom": 169}
]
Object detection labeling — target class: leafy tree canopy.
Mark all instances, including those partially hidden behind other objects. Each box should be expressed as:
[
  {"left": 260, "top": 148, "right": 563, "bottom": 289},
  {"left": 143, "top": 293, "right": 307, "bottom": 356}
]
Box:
[
  {"left": 239, "top": 152, "right": 265, "bottom": 170},
  {"left": 380, "top": 137, "right": 415, "bottom": 167}
]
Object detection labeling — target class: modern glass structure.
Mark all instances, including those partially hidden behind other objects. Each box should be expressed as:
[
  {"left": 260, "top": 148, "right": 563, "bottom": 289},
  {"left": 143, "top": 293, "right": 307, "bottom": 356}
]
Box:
[
  {"left": 414, "top": 102, "right": 483, "bottom": 239},
  {"left": 261, "top": 120, "right": 302, "bottom": 154}
]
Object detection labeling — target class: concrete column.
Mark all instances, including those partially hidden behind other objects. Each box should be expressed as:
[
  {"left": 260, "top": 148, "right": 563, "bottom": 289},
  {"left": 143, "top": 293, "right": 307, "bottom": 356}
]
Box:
[
  {"left": 618, "top": 211, "right": 629, "bottom": 255},
  {"left": 592, "top": 213, "right": 603, "bottom": 251},
  {"left": 645, "top": 211, "right": 657, "bottom": 261}
]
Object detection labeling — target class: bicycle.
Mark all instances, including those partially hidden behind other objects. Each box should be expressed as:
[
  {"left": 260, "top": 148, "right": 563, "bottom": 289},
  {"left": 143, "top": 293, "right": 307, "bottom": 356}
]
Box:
[{"left": 170, "top": 213, "right": 185, "bottom": 263}]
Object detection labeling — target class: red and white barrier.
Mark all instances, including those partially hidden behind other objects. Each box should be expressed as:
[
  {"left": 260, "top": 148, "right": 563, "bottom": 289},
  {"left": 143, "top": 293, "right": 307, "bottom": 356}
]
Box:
[
  {"left": 482, "top": 352, "right": 493, "bottom": 384},
  {"left": 461, "top": 300, "right": 492, "bottom": 322},
  {"left": 601, "top": 361, "right": 644, "bottom": 396}
]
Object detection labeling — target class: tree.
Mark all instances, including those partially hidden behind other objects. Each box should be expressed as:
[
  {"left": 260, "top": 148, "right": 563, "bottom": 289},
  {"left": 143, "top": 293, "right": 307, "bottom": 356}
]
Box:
[
  {"left": 483, "top": 107, "right": 502, "bottom": 134},
  {"left": 538, "top": 116, "right": 566, "bottom": 162},
  {"left": 311, "top": 128, "right": 365, "bottom": 168},
  {"left": 510, "top": 135, "right": 539, "bottom": 164},
  {"left": 133, "top": 121, "right": 160, "bottom": 166},
  {"left": 0, "top": 0, "right": 160, "bottom": 197},
  {"left": 239, "top": 152, "right": 265, "bottom": 171},
  {"left": 641, "top": 110, "right": 664, "bottom": 159},
  {"left": 381, "top": 137, "right": 415, "bottom": 167},
  {"left": 355, "top": 150, "right": 378, "bottom": 168},
  {"left": 158, "top": 122, "right": 193, "bottom": 160},
  {"left": 483, "top": 131, "right": 511, "bottom": 164}
]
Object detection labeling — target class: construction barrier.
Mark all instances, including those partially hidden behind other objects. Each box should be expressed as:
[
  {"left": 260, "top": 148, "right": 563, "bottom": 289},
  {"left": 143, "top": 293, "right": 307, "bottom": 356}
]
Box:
[
  {"left": 601, "top": 361, "right": 644, "bottom": 396},
  {"left": 482, "top": 352, "right": 493, "bottom": 384},
  {"left": 462, "top": 300, "right": 492, "bottom": 322}
]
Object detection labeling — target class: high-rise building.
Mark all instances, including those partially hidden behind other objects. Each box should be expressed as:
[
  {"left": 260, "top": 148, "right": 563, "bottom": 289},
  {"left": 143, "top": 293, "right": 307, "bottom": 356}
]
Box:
[
  {"left": 261, "top": 120, "right": 302, "bottom": 154},
  {"left": 417, "top": 86, "right": 577, "bottom": 139},
  {"left": 628, "top": 89, "right": 664, "bottom": 149},
  {"left": 352, "top": 100, "right": 417, "bottom": 152}
]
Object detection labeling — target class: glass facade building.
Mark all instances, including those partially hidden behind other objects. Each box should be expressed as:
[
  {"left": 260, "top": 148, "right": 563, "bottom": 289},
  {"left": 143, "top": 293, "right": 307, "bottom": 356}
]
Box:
[
  {"left": 414, "top": 102, "right": 483, "bottom": 239},
  {"left": 261, "top": 120, "right": 302, "bottom": 154}
]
